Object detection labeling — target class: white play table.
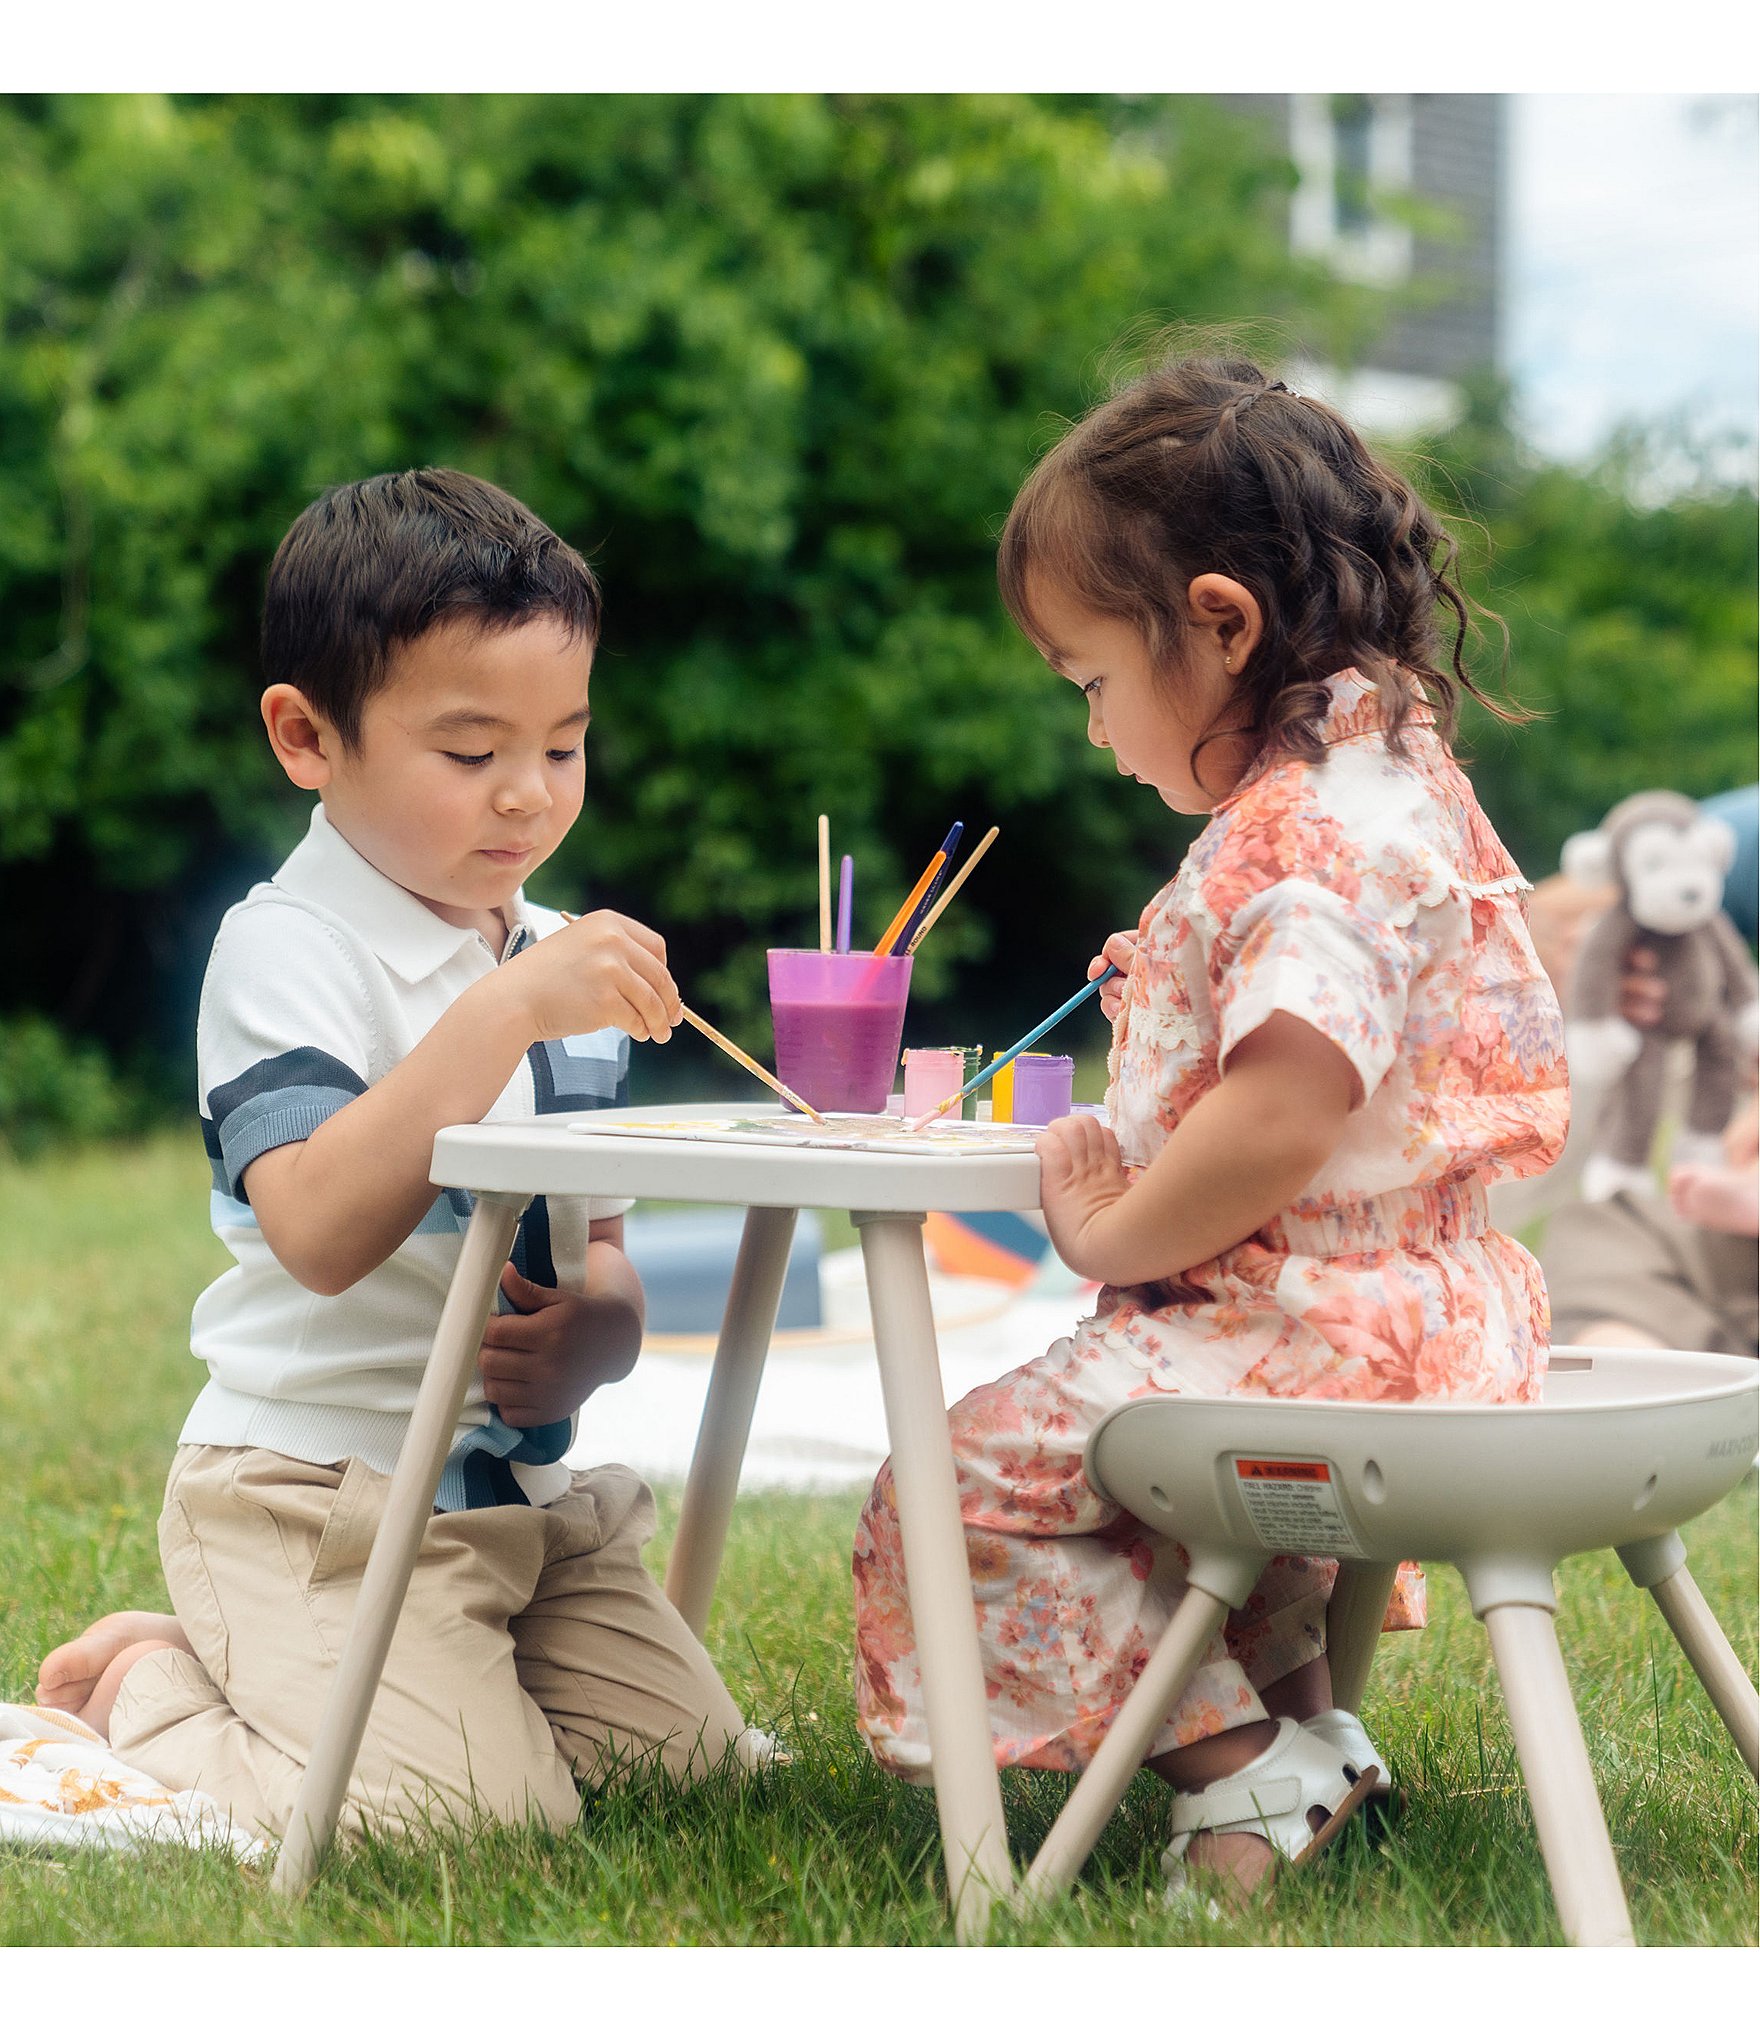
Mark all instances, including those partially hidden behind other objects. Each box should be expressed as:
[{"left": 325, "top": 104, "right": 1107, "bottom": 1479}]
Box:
[{"left": 272, "top": 1101, "right": 1044, "bottom": 1939}]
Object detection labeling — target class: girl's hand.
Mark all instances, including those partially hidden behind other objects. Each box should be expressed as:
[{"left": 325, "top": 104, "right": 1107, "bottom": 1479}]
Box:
[
  {"left": 1090, "top": 932, "right": 1137, "bottom": 1022},
  {"left": 1035, "top": 1114, "right": 1134, "bottom": 1281}
]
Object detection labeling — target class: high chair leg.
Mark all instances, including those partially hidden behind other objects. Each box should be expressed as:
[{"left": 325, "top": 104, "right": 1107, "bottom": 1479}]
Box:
[
  {"left": 1016, "top": 1583, "right": 1232, "bottom": 1908},
  {"left": 1324, "top": 1560, "right": 1399, "bottom": 1716},
  {"left": 1648, "top": 1566, "right": 1760, "bottom": 1778},
  {"left": 1480, "top": 1601, "right": 1636, "bottom": 1947}
]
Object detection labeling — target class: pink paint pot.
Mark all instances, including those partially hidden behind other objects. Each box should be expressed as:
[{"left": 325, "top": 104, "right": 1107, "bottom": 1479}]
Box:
[
  {"left": 902, "top": 1048, "right": 965, "bottom": 1123},
  {"left": 767, "top": 949, "right": 912, "bottom": 1113}
]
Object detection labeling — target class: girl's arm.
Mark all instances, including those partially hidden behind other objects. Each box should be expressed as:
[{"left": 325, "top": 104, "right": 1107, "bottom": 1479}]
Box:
[{"left": 1035, "top": 1012, "right": 1357, "bottom": 1286}]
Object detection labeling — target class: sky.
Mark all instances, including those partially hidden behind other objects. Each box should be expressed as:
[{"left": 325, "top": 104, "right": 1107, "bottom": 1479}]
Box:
[{"left": 1507, "top": 94, "right": 1758, "bottom": 480}]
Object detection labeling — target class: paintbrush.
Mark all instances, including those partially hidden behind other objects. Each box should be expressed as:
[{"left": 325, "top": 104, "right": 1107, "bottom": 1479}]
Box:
[
  {"left": 904, "top": 825, "right": 999, "bottom": 955},
  {"left": 893, "top": 820, "right": 963, "bottom": 954},
  {"left": 558, "top": 911, "right": 827, "bottom": 1123},
  {"left": 872, "top": 850, "right": 946, "bottom": 956},
  {"left": 679, "top": 1005, "right": 828, "bottom": 1123},
  {"left": 817, "top": 813, "right": 833, "bottom": 953},
  {"left": 905, "top": 963, "right": 1120, "bottom": 1130}
]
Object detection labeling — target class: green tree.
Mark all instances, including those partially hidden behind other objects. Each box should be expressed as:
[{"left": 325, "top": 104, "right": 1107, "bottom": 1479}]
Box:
[
  {"left": 2, "top": 91, "right": 1363, "bottom": 1095},
  {"left": 1421, "top": 387, "right": 1758, "bottom": 875}
]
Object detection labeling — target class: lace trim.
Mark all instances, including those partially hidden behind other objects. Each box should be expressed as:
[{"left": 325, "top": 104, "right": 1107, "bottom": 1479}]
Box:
[{"left": 1386, "top": 866, "right": 1532, "bottom": 928}]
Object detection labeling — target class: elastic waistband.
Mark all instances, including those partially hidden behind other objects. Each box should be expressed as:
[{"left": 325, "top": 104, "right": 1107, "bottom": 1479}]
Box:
[{"left": 1262, "top": 1177, "right": 1489, "bottom": 1257}]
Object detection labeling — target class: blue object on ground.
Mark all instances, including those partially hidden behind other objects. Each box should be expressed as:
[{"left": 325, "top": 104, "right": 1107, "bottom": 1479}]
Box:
[
  {"left": 1702, "top": 786, "right": 1758, "bottom": 945},
  {"left": 624, "top": 1208, "right": 824, "bottom": 1334}
]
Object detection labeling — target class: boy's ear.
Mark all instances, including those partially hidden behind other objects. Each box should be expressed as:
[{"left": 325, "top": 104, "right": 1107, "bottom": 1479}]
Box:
[{"left": 261, "top": 684, "right": 336, "bottom": 790}]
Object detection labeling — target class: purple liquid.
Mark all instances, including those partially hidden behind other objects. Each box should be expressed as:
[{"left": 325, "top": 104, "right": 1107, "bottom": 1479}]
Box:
[{"left": 768, "top": 950, "right": 911, "bottom": 1112}]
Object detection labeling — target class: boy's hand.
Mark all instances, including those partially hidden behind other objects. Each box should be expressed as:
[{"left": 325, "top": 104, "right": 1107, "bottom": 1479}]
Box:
[
  {"left": 1089, "top": 931, "right": 1137, "bottom": 1023},
  {"left": 477, "top": 1262, "right": 637, "bottom": 1427},
  {"left": 500, "top": 910, "right": 682, "bottom": 1045},
  {"left": 1035, "top": 1114, "right": 1134, "bottom": 1282}
]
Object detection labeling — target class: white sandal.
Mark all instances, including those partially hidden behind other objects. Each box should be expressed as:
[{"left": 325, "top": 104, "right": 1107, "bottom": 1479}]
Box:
[
  {"left": 1162, "top": 1715, "right": 1383, "bottom": 1892},
  {"left": 1304, "top": 1707, "right": 1399, "bottom": 1834}
]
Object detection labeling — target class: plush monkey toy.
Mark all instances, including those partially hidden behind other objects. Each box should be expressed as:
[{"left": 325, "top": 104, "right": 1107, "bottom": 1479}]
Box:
[{"left": 1562, "top": 790, "right": 1758, "bottom": 1202}]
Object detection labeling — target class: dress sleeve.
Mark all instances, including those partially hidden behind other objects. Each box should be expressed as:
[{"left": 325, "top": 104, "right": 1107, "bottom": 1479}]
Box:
[
  {"left": 197, "top": 903, "right": 376, "bottom": 1201},
  {"left": 1209, "top": 877, "right": 1413, "bottom": 1106}
]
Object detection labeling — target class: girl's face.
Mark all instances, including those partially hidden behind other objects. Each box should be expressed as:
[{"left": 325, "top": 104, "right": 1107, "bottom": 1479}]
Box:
[{"left": 1026, "top": 576, "right": 1238, "bottom": 815}]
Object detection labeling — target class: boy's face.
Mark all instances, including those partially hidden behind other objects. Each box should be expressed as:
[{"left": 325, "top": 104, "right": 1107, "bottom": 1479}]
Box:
[{"left": 293, "top": 616, "right": 592, "bottom": 929}]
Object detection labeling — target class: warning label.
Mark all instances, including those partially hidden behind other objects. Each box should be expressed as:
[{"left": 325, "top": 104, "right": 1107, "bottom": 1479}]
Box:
[{"left": 1233, "top": 1457, "right": 1362, "bottom": 1556}]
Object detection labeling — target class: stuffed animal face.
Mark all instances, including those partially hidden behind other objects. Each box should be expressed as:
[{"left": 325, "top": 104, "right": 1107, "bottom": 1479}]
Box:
[
  {"left": 1561, "top": 790, "right": 1736, "bottom": 938},
  {"left": 1620, "top": 817, "right": 1735, "bottom": 933}
]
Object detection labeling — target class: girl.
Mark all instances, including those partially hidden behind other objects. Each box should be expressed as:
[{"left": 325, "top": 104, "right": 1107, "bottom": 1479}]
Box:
[{"left": 851, "top": 351, "right": 1568, "bottom": 1899}]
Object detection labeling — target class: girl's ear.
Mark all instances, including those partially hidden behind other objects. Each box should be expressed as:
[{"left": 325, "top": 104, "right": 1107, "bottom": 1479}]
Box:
[
  {"left": 1185, "top": 573, "right": 1263, "bottom": 671},
  {"left": 261, "top": 684, "right": 336, "bottom": 791}
]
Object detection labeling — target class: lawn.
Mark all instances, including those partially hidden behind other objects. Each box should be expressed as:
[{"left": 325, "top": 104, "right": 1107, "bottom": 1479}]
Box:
[{"left": 2, "top": 1132, "right": 1754, "bottom": 1946}]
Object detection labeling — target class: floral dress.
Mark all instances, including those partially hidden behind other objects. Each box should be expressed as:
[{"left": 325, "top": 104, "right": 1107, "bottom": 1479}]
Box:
[{"left": 852, "top": 670, "right": 1569, "bottom": 1779}]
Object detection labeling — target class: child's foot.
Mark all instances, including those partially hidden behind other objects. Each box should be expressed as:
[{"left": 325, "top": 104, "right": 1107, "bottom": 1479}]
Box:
[
  {"left": 1164, "top": 1717, "right": 1381, "bottom": 1906},
  {"left": 36, "top": 1612, "right": 190, "bottom": 1721}
]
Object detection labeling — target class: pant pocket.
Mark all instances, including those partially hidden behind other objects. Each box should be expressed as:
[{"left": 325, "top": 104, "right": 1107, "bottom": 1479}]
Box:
[
  {"left": 306, "top": 1456, "right": 384, "bottom": 1591},
  {"left": 160, "top": 1494, "right": 232, "bottom": 1693}
]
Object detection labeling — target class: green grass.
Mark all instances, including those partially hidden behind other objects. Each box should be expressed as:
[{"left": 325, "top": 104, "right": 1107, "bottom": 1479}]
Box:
[{"left": 2, "top": 1132, "right": 1755, "bottom": 1946}]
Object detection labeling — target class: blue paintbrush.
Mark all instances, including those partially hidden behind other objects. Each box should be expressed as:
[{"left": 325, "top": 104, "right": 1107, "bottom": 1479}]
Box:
[{"left": 905, "top": 963, "right": 1121, "bottom": 1129}]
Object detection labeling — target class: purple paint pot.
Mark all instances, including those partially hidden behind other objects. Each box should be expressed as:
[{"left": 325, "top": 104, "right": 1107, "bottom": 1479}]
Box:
[{"left": 1010, "top": 1053, "right": 1075, "bottom": 1125}]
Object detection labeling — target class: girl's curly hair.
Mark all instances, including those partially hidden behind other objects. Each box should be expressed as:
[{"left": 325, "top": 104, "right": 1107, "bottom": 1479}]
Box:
[{"left": 997, "top": 347, "right": 1518, "bottom": 788}]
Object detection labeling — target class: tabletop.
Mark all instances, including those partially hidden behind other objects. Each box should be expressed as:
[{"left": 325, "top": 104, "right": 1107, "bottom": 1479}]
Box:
[{"left": 430, "top": 1100, "right": 1045, "bottom": 1213}]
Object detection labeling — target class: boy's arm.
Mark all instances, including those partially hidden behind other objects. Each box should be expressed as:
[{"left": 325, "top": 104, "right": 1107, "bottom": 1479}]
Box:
[
  {"left": 1034, "top": 1013, "right": 1356, "bottom": 1286},
  {"left": 245, "top": 913, "right": 678, "bottom": 1295}
]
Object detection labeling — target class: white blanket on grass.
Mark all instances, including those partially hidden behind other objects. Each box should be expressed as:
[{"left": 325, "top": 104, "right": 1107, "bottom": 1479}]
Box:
[{"left": 0, "top": 1703, "right": 265, "bottom": 1860}]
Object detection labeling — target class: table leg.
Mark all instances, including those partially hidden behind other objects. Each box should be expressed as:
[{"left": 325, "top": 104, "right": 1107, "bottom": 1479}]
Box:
[
  {"left": 271, "top": 1190, "right": 528, "bottom": 1899},
  {"left": 854, "top": 1211, "right": 1014, "bottom": 1942},
  {"left": 664, "top": 1205, "right": 798, "bottom": 1638}
]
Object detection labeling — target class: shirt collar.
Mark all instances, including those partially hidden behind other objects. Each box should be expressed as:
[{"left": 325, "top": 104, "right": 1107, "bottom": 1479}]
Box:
[
  {"left": 274, "top": 805, "right": 533, "bottom": 982},
  {"left": 1208, "top": 668, "right": 1438, "bottom": 816},
  {"left": 1314, "top": 666, "right": 1437, "bottom": 744}
]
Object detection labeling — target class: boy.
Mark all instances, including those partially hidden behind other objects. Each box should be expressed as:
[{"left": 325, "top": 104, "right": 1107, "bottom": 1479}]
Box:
[{"left": 37, "top": 469, "right": 751, "bottom": 1840}]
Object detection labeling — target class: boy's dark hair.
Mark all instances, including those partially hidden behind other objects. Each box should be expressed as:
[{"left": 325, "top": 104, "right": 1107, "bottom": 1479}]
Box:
[
  {"left": 998, "top": 347, "right": 1518, "bottom": 787},
  {"left": 263, "top": 468, "right": 602, "bottom": 747}
]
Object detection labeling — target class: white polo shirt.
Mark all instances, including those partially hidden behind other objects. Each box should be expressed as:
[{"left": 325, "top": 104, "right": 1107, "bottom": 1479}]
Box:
[{"left": 182, "top": 804, "right": 632, "bottom": 1509}]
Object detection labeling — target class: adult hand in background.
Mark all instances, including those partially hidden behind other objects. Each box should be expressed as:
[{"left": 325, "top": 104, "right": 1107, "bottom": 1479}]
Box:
[{"left": 1618, "top": 943, "right": 1668, "bottom": 1030}]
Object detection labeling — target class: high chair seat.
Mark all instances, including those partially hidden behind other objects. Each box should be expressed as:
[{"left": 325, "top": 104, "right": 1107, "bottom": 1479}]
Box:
[{"left": 1012, "top": 1347, "right": 1759, "bottom": 1945}]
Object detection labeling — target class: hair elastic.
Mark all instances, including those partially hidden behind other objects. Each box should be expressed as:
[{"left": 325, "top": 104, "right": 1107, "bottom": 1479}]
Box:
[{"left": 1231, "top": 379, "right": 1290, "bottom": 420}]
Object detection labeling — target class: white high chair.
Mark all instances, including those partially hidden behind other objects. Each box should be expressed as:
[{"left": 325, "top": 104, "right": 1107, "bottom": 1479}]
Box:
[{"left": 1012, "top": 1347, "right": 1760, "bottom": 1946}]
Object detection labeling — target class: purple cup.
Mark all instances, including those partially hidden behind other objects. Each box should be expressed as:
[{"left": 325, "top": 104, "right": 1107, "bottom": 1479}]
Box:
[{"left": 767, "top": 949, "right": 913, "bottom": 1113}]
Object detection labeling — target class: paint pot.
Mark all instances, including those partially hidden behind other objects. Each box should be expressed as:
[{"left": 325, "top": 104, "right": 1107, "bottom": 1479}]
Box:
[
  {"left": 902, "top": 1048, "right": 965, "bottom": 1123},
  {"left": 991, "top": 1061, "right": 1016, "bottom": 1123},
  {"left": 768, "top": 949, "right": 912, "bottom": 1113},
  {"left": 1010, "top": 1053, "right": 1075, "bottom": 1125},
  {"left": 912, "top": 1045, "right": 983, "bottom": 1119}
]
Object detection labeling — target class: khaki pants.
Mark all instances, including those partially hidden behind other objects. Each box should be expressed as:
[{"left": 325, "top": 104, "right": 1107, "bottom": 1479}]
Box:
[
  {"left": 1543, "top": 1190, "right": 1759, "bottom": 1358},
  {"left": 109, "top": 1445, "right": 746, "bottom": 1843}
]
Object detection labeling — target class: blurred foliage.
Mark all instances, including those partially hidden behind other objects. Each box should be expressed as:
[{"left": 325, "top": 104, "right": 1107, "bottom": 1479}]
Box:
[
  {"left": 0, "top": 1014, "right": 131, "bottom": 1157},
  {"left": 0, "top": 94, "right": 1753, "bottom": 1123},
  {"left": 1419, "top": 382, "right": 1758, "bottom": 873}
]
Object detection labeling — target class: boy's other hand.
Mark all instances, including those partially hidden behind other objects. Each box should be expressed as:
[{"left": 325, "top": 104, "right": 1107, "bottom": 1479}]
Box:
[
  {"left": 477, "top": 1262, "right": 637, "bottom": 1427},
  {"left": 1089, "top": 930, "right": 1137, "bottom": 1023},
  {"left": 503, "top": 910, "right": 682, "bottom": 1045}
]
